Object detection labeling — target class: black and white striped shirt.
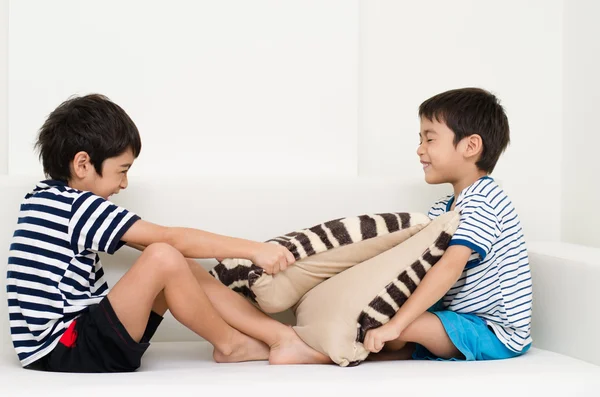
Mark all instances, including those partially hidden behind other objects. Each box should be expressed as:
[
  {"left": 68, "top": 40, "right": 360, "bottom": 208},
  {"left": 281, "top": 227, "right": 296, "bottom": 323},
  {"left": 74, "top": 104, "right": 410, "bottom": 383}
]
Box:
[{"left": 6, "top": 180, "right": 140, "bottom": 366}]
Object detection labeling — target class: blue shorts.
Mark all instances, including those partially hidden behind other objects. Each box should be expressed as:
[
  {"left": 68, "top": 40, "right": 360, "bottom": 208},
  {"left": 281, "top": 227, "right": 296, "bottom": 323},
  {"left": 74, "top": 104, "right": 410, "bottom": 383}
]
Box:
[{"left": 412, "top": 303, "right": 531, "bottom": 361}]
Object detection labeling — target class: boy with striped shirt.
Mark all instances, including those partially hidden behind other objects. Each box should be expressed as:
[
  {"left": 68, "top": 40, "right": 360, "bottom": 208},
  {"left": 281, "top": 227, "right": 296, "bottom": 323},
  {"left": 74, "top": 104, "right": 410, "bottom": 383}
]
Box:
[
  {"left": 6, "top": 94, "right": 330, "bottom": 372},
  {"left": 364, "top": 88, "right": 532, "bottom": 361}
]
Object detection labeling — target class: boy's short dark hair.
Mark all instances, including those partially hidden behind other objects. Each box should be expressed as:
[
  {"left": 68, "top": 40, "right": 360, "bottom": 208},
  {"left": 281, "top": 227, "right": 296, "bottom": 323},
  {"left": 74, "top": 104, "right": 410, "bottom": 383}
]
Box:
[
  {"left": 419, "top": 87, "right": 509, "bottom": 173},
  {"left": 35, "top": 94, "right": 142, "bottom": 181}
]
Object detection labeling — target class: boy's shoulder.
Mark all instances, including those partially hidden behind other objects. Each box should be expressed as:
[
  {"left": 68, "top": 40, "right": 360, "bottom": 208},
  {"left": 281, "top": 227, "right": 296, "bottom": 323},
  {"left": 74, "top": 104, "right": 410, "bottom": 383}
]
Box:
[
  {"left": 23, "top": 180, "right": 118, "bottom": 221},
  {"left": 20, "top": 180, "right": 139, "bottom": 256},
  {"left": 430, "top": 177, "right": 517, "bottom": 222},
  {"left": 29, "top": 179, "right": 84, "bottom": 200},
  {"left": 21, "top": 180, "right": 82, "bottom": 217},
  {"left": 456, "top": 177, "right": 510, "bottom": 213},
  {"left": 455, "top": 177, "right": 522, "bottom": 234}
]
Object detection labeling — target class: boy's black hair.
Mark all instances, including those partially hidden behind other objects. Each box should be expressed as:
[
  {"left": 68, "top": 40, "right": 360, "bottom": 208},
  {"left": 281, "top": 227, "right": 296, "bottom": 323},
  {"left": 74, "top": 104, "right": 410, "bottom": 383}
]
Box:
[
  {"left": 419, "top": 87, "right": 509, "bottom": 173},
  {"left": 35, "top": 94, "right": 142, "bottom": 181}
]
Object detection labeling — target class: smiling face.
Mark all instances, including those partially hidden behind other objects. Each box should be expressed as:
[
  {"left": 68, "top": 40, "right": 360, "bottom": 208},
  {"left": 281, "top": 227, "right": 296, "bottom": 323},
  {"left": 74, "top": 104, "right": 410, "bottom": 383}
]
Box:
[
  {"left": 68, "top": 149, "right": 134, "bottom": 200},
  {"left": 417, "top": 117, "right": 470, "bottom": 186}
]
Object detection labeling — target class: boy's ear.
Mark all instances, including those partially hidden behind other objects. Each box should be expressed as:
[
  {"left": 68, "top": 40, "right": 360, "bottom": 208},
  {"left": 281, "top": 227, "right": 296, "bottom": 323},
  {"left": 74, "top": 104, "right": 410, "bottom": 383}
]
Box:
[
  {"left": 464, "top": 134, "right": 483, "bottom": 160},
  {"left": 71, "top": 151, "right": 92, "bottom": 179}
]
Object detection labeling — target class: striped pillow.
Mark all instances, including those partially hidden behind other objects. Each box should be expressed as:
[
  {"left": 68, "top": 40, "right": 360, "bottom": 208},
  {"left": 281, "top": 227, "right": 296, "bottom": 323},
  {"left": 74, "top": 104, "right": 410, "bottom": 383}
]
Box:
[
  {"left": 209, "top": 212, "right": 430, "bottom": 313},
  {"left": 293, "top": 211, "right": 460, "bottom": 366}
]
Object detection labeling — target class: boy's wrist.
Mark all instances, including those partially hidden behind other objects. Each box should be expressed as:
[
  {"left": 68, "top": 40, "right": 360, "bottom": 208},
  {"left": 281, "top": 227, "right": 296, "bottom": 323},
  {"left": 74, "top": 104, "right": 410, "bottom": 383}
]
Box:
[
  {"left": 246, "top": 241, "right": 264, "bottom": 261},
  {"left": 388, "top": 316, "right": 408, "bottom": 334}
]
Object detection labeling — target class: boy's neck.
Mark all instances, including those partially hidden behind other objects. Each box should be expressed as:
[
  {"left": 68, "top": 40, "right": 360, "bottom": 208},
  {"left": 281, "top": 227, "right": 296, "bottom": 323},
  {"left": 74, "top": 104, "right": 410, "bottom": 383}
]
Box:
[
  {"left": 67, "top": 178, "right": 90, "bottom": 193},
  {"left": 452, "top": 170, "right": 489, "bottom": 201}
]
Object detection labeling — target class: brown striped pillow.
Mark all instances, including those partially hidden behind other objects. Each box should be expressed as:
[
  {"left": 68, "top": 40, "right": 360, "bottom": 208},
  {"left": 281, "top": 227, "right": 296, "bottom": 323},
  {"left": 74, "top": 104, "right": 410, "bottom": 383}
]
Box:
[
  {"left": 209, "top": 212, "right": 430, "bottom": 313},
  {"left": 293, "top": 211, "right": 460, "bottom": 367}
]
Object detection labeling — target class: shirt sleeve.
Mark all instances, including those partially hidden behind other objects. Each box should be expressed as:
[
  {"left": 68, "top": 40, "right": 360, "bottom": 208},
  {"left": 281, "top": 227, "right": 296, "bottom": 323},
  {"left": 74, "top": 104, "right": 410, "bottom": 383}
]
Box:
[
  {"left": 68, "top": 192, "right": 140, "bottom": 255},
  {"left": 449, "top": 195, "right": 500, "bottom": 261},
  {"left": 428, "top": 195, "right": 452, "bottom": 220}
]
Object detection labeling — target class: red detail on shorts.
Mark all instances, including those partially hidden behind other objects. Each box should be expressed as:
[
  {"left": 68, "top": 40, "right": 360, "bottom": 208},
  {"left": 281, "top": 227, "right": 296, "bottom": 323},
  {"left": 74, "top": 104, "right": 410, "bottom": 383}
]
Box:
[{"left": 59, "top": 320, "right": 78, "bottom": 348}]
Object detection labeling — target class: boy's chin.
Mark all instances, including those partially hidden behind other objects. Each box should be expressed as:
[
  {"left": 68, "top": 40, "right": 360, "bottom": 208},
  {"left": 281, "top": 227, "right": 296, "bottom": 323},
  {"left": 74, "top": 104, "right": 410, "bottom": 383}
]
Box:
[{"left": 423, "top": 174, "right": 445, "bottom": 185}]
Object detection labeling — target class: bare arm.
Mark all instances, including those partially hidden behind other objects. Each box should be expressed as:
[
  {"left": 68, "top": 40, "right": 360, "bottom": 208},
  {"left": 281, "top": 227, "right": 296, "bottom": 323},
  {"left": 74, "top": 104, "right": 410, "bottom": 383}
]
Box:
[
  {"left": 363, "top": 245, "right": 472, "bottom": 352},
  {"left": 388, "top": 245, "right": 472, "bottom": 331},
  {"left": 121, "top": 220, "right": 295, "bottom": 274},
  {"left": 126, "top": 242, "right": 146, "bottom": 252}
]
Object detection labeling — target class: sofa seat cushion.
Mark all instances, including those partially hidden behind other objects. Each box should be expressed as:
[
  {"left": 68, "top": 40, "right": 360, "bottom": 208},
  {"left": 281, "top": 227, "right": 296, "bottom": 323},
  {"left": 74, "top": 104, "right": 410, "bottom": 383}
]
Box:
[{"left": 0, "top": 342, "right": 598, "bottom": 396}]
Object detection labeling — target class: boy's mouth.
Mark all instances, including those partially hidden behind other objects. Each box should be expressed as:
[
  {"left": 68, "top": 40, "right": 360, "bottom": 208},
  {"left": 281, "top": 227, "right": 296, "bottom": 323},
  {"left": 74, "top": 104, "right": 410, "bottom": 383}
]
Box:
[{"left": 421, "top": 161, "right": 431, "bottom": 170}]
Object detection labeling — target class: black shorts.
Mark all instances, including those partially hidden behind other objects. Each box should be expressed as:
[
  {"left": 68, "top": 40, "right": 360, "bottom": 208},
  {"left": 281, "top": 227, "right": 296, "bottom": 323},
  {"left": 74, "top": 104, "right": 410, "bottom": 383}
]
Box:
[{"left": 27, "top": 296, "right": 163, "bottom": 373}]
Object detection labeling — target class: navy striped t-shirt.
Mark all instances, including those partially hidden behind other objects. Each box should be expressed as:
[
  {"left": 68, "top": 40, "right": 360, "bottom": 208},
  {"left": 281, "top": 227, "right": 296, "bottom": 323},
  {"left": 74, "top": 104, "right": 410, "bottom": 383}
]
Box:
[
  {"left": 6, "top": 180, "right": 140, "bottom": 366},
  {"left": 428, "top": 176, "right": 532, "bottom": 352}
]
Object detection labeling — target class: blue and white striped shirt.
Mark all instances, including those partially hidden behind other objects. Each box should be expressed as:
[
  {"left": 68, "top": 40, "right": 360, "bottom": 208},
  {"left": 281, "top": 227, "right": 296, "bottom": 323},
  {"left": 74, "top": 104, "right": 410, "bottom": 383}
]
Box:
[
  {"left": 6, "top": 180, "right": 140, "bottom": 366},
  {"left": 429, "top": 176, "right": 532, "bottom": 352}
]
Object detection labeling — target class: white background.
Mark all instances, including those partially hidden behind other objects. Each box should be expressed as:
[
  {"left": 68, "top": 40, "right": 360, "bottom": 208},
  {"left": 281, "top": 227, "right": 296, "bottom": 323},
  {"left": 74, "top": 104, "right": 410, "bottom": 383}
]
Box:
[{"left": 0, "top": 0, "right": 598, "bottom": 247}]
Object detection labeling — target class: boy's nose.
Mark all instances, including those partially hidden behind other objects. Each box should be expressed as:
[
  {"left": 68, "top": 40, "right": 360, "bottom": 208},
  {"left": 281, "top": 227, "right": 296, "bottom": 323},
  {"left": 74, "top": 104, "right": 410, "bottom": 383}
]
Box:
[
  {"left": 416, "top": 143, "right": 425, "bottom": 156},
  {"left": 120, "top": 175, "right": 128, "bottom": 189}
]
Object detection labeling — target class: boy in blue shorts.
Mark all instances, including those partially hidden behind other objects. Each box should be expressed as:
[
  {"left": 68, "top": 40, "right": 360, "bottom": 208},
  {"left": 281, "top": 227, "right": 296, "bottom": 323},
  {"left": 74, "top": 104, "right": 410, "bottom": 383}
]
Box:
[
  {"left": 364, "top": 88, "right": 532, "bottom": 361},
  {"left": 6, "top": 94, "right": 330, "bottom": 372}
]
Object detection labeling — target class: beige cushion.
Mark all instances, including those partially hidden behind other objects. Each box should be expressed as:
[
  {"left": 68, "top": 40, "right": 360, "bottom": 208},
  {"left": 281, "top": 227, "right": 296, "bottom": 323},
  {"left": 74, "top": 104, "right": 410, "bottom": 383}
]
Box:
[
  {"left": 210, "top": 212, "right": 431, "bottom": 313},
  {"left": 253, "top": 219, "right": 429, "bottom": 313},
  {"left": 293, "top": 211, "right": 460, "bottom": 366}
]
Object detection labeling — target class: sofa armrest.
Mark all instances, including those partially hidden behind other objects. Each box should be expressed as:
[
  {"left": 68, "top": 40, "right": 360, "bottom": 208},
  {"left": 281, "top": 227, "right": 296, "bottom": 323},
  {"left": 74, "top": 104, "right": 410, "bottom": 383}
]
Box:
[{"left": 528, "top": 242, "right": 600, "bottom": 366}]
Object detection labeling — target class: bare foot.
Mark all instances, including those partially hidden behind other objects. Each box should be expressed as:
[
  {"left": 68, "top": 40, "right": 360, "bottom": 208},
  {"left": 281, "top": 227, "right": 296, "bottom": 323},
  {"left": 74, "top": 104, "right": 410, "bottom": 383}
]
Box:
[
  {"left": 268, "top": 327, "right": 332, "bottom": 365},
  {"left": 213, "top": 330, "right": 270, "bottom": 363}
]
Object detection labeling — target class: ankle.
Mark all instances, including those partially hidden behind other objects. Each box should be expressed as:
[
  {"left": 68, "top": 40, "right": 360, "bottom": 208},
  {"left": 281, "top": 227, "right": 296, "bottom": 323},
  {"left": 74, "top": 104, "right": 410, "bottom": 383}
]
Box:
[
  {"left": 215, "top": 329, "right": 238, "bottom": 356},
  {"left": 264, "top": 325, "right": 292, "bottom": 349}
]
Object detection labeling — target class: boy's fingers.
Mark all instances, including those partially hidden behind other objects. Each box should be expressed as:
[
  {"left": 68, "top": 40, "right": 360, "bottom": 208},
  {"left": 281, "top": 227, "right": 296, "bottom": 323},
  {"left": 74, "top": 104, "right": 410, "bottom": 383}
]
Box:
[
  {"left": 365, "top": 335, "right": 372, "bottom": 352},
  {"left": 285, "top": 250, "right": 295, "bottom": 265},
  {"left": 279, "top": 258, "right": 287, "bottom": 272},
  {"left": 274, "top": 260, "right": 282, "bottom": 274},
  {"left": 365, "top": 333, "right": 382, "bottom": 353}
]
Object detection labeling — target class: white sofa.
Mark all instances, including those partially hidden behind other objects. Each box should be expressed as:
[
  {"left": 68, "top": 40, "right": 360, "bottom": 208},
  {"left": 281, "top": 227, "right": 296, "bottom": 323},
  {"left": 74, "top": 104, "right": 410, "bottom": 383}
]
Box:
[{"left": 1, "top": 175, "right": 599, "bottom": 396}]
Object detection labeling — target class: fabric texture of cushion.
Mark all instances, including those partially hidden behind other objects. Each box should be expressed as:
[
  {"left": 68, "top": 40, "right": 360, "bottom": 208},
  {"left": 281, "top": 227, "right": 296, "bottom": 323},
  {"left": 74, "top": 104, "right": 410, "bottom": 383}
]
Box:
[
  {"left": 209, "top": 212, "right": 431, "bottom": 313},
  {"left": 293, "top": 211, "right": 460, "bottom": 366}
]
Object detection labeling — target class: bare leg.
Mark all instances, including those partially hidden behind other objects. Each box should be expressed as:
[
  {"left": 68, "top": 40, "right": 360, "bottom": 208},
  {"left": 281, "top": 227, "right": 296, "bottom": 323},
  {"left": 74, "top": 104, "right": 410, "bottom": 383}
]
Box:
[
  {"left": 107, "top": 243, "right": 267, "bottom": 362},
  {"left": 367, "top": 343, "right": 415, "bottom": 361},
  {"left": 383, "top": 338, "right": 407, "bottom": 352},
  {"left": 383, "top": 312, "right": 461, "bottom": 359},
  {"left": 151, "top": 279, "right": 268, "bottom": 363},
  {"left": 185, "top": 259, "right": 332, "bottom": 365}
]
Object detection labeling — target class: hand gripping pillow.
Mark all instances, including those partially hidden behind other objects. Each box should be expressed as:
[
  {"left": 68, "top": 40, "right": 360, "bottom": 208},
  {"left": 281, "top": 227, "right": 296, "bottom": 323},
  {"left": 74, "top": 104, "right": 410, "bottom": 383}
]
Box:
[
  {"left": 293, "top": 211, "right": 460, "bottom": 366},
  {"left": 209, "top": 212, "right": 431, "bottom": 313}
]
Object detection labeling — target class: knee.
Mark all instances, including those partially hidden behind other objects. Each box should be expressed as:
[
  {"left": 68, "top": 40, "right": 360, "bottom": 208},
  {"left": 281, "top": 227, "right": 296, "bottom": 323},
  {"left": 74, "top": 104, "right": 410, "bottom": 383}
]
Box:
[
  {"left": 142, "top": 243, "right": 186, "bottom": 276},
  {"left": 398, "top": 312, "right": 438, "bottom": 343}
]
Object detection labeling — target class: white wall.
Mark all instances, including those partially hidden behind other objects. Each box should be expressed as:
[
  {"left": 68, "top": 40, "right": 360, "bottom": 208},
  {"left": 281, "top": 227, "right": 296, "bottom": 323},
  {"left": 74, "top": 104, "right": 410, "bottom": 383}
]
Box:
[
  {"left": 561, "top": 0, "right": 600, "bottom": 248},
  {"left": 8, "top": 0, "right": 358, "bottom": 179},
  {"left": 0, "top": 0, "right": 7, "bottom": 174},
  {"left": 4, "top": 0, "right": 567, "bottom": 242},
  {"left": 359, "top": 0, "right": 563, "bottom": 242}
]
